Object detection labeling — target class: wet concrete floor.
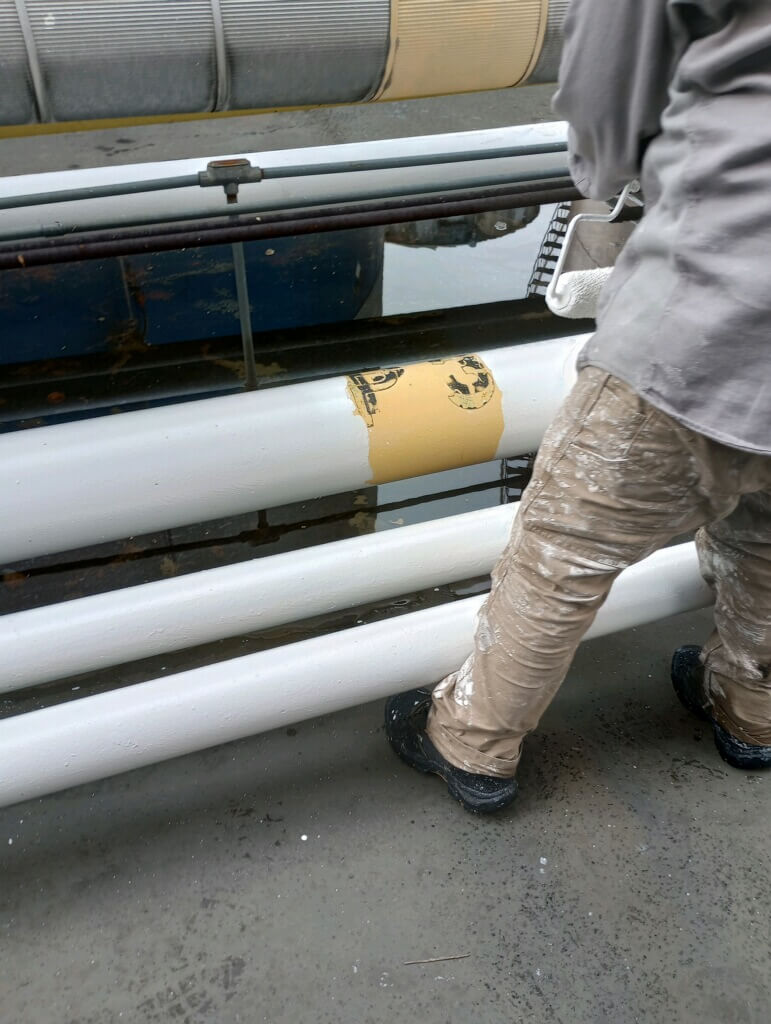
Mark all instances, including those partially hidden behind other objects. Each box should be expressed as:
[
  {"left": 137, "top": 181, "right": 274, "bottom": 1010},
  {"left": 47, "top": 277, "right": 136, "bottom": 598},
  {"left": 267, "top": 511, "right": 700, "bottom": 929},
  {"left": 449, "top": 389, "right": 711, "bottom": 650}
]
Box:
[{"left": 2, "top": 608, "right": 769, "bottom": 1024}]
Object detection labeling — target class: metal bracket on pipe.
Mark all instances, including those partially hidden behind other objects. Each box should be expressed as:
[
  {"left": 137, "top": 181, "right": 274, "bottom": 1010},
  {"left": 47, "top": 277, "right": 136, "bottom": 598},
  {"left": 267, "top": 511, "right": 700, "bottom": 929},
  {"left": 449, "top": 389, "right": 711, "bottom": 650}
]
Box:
[
  {"left": 198, "top": 161, "right": 264, "bottom": 385},
  {"left": 198, "top": 158, "right": 264, "bottom": 205}
]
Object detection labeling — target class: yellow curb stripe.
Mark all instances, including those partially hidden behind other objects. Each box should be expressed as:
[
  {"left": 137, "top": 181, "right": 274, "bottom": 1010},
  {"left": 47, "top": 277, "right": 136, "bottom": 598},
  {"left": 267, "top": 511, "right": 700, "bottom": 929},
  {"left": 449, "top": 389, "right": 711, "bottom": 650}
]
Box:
[{"left": 0, "top": 104, "right": 335, "bottom": 140}]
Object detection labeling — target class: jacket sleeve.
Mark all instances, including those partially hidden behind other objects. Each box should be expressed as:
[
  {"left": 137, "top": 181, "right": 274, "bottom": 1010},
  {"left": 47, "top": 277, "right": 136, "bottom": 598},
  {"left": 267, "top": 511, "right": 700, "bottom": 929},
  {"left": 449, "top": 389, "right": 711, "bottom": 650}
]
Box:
[{"left": 552, "top": 0, "right": 689, "bottom": 199}]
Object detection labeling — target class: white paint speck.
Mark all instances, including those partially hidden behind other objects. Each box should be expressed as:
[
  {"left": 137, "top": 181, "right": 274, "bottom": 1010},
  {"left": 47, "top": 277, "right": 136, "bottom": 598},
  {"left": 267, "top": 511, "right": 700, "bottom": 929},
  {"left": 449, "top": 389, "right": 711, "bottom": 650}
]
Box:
[
  {"left": 539, "top": 856, "right": 548, "bottom": 865},
  {"left": 300, "top": 834, "right": 308, "bottom": 841},
  {"left": 8, "top": 838, "right": 12, "bottom": 845}
]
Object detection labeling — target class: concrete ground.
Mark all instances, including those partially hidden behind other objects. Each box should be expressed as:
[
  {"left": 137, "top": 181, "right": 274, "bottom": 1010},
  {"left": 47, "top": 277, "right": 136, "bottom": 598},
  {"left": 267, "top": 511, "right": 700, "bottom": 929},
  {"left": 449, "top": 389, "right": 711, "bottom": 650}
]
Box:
[
  {"left": 2, "top": 607, "right": 769, "bottom": 1024},
  {"left": 1, "top": 85, "right": 556, "bottom": 175}
]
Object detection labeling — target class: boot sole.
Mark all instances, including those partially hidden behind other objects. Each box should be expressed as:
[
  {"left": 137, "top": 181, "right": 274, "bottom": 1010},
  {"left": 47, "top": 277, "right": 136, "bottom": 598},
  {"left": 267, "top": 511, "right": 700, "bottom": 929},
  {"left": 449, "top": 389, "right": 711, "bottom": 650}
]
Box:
[
  {"left": 714, "top": 724, "right": 771, "bottom": 771},
  {"left": 671, "top": 648, "right": 771, "bottom": 770},
  {"left": 386, "top": 718, "right": 517, "bottom": 814}
]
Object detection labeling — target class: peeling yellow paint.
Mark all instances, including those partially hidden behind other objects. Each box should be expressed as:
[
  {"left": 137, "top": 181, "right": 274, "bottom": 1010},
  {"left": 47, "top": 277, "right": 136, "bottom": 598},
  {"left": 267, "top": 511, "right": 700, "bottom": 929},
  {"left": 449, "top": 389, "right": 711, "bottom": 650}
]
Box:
[
  {"left": 349, "top": 510, "right": 376, "bottom": 535},
  {"left": 202, "top": 346, "right": 285, "bottom": 381},
  {"left": 254, "top": 361, "right": 284, "bottom": 378},
  {"left": 159, "top": 555, "right": 178, "bottom": 578},
  {"left": 347, "top": 355, "right": 504, "bottom": 485}
]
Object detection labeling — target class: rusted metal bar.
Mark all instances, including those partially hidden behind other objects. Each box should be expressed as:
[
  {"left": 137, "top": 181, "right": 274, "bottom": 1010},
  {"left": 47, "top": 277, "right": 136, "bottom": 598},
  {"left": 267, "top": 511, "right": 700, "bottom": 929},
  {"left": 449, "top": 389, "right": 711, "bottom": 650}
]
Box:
[{"left": 0, "top": 178, "right": 580, "bottom": 269}]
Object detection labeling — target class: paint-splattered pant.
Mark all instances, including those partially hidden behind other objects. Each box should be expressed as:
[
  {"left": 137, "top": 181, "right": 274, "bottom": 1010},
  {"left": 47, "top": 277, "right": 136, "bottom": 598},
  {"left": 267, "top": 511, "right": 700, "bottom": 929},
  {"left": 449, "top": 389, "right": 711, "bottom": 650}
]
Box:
[{"left": 427, "top": 367, "right": 771, "bottom": 777}]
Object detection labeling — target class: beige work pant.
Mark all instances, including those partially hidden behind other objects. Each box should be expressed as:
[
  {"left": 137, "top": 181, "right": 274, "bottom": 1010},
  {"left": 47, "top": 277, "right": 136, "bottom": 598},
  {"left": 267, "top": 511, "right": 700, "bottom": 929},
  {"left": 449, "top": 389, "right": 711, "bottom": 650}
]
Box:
[{"left": 427, "top": 368, "right": 771, "bottom": 777}]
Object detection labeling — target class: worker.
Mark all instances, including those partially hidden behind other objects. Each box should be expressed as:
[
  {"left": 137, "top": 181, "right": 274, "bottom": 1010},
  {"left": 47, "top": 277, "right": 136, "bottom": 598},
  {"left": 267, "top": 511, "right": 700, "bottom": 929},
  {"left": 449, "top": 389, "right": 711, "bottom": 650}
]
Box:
[{"left": 385, "top": 0, "right": 771, "bottom": 812}]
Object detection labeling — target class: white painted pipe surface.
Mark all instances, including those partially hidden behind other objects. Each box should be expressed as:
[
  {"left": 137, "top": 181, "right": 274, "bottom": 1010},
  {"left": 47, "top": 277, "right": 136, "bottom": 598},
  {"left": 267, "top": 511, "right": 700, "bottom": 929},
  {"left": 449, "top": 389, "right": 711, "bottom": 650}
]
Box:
[
  {"left": 0, "top": 122, "right": 568, "bottom": 238},
  {"left": 0, "top": 335, "right": 587, "bottom": 564},
  {"left": 0, "top": 504, "right": 517, "bottom": 693},
  {"left": 0, "top": 543, "right": 712, "bottom": 807}
]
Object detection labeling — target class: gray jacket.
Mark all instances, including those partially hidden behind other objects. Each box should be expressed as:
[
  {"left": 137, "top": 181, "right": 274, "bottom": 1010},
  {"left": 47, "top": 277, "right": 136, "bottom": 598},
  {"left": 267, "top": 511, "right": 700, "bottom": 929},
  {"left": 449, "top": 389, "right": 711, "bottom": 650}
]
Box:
[{"left": 553, "top": 0, "right": 771, "bottom": 455}]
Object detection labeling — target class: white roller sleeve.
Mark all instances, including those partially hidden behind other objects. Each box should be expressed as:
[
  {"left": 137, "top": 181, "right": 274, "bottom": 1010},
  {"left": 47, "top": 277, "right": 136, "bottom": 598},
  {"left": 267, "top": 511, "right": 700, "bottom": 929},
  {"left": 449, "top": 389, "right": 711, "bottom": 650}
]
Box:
[
  {"left": 546, "top": 267, "right": 612, "bottom": 319},
  {"left": 0, "top": 542, "right": 712, "bottom": 808}
]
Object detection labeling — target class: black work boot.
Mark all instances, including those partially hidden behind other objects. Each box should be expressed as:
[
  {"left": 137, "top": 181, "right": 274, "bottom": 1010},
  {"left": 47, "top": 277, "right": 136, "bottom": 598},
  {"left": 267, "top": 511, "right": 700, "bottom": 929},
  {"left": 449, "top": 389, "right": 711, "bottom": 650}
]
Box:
[
  {"left": 384, "top": 688, "right": 517, "bottom": 814},
  {"left": 671, "top": 646, "right": 771, "bottom": 770}
]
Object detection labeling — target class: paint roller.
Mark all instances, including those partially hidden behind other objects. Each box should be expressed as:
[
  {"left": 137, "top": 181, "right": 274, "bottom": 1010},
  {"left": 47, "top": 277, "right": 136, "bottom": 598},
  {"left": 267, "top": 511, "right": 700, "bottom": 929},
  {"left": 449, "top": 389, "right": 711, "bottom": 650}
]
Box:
[{"left": 546, "top": 182, "right": 641, "bottom": 320}]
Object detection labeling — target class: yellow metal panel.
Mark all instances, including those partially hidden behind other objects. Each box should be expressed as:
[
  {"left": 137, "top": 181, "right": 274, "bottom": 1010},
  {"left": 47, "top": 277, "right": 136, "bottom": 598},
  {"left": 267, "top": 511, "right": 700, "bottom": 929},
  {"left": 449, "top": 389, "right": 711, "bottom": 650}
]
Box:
[
  {"left": 376, "top": 0, "right": 549, "bottom": 101},
  {"left": 346, "top": 355, "right": 504, "bottom": 485}
]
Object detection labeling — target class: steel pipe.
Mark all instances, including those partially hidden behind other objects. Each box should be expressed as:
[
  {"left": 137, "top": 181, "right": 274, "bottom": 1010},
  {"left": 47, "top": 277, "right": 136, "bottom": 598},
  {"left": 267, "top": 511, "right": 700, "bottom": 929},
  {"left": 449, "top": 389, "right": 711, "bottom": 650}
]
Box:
[
  {"left": 0, "top": 141, "right": 567, "bottom": 214},
  {"left": 0, "top": 122, "right": 569, "bottom": 239},
  {"left": 0, "top": 335, "right": 588, "bottom": 565},
  {"left": 0, "top": 178, "right": 580, "bottom": 270},
  {"left": 0, "top": 504, "right": 518, "bottom": 692},
  {"left": 0, "top": 543, "right": 713, "bottom": 808}
]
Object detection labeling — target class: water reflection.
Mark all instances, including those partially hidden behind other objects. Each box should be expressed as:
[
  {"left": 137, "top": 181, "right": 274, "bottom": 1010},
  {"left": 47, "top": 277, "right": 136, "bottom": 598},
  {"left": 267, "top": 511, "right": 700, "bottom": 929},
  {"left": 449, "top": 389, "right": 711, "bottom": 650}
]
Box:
[
  {"left": 0, "top": 207, "right": 556, "bottom": 712},
  {"left": 383, "top": 206, "right": 554, "bottom": 315}
]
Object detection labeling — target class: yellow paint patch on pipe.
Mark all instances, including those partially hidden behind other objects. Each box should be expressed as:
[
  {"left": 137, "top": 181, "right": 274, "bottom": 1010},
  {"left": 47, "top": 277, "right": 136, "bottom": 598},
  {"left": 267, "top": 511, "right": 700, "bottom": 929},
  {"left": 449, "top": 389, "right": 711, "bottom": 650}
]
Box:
[
  {"left": 375, "top": 0, "right": 549, "bottom": 101},
  {"left": 347, "top": 355, "right": 504, "bottom": 485}
]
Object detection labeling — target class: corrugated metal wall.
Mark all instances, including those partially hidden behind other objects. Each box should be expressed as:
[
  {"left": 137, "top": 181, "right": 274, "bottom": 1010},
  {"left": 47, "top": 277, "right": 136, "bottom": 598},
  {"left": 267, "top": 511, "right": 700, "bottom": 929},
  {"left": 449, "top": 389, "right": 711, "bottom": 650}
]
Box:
[
  {"left": 221, "top": 0, "right": 389, "bottom": 108},
  {"left": 0, "top": 0, "right": 564, "bottom": 129},
  {"left": 374, "top": 0, "right": 546, "bottom": 101},
  {"left": 528, "top": 0, "right": 569, "bottom": 83}
]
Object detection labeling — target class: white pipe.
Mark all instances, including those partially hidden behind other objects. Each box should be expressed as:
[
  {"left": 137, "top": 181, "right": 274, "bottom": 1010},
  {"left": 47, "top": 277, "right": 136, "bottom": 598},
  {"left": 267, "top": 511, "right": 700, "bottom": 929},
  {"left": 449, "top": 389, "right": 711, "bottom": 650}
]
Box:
[
  {"left": 0, "top": 543, "right": 712, "bottom": 808},
  {"left": 0, "top": 504, "right": 517, "bottom": 693},
  {"left": 0, "top": 335, "right": 587, "bottom": 564},
  {"left": 0, "top": 122, "right": 568, "bottom": 239}
]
